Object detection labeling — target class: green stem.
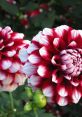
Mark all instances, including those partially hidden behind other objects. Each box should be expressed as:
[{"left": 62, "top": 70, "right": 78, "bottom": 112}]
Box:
[
  {"left": 9, "top": 92, "right": 14, "bottom": 111},
  {"left": 34, "top": 108, "right": 39, "bottom": 117}
]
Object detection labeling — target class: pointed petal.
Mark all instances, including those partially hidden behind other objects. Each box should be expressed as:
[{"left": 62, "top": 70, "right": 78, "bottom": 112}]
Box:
[
  {"left": 2, "top": 60, "right": 12, "bottom": 70},
  {"left": 57, "top": 85, "right": 68, "bottom": 97},
  {"left": 27, "top": 43, "right": 39, "bottom": 54},
  {"left": 18, "top": 47, "right": 28, "bottom": 62},
  {"left": 0, "top": 71, "right": 6, "bottom": 80},
  {"left": 55, "top": 25, "right": 70, "bottom": 37},
  {"left": 2, "top": 75, "right": 13, "bottom": 85},
  {"left": 28, "top": 54, "right": 41, "bottom": 64},
  {"left": 39, "top": 46, "right": 51, "bottom": 61},
  {"left": 33, "top": 31, "right": 49, "bottom": 46},
  {"left": 28, "top": 75, "right": 42, "bottom": 86},
  {"left": 53, "top": 38, "right": 65, "bottom": 49},
  {"left": 1, "top": 84, "right": 18, "bottom": 92},
  {"left": 7, "top": 50, "right": 16, "bottom": 57},
  {"left": 71, "top": 30, "right": 79, "bottom": 40},
  {"left": 15, "top": 73, "right": 26, "bottom": 85},
  {"left": 68, "top": 41, "right": 77, "bottom": 48},
  {"left": 37, "top": 64, "right": 50, "bottom": 78},
  {"left": 39, "top": 34, "right": 49, "bottom": 46},
  {"left": 9, "top": 62, "right": 20, "bottom": 73},
  {"left": 22, "top": 62, "right": 37, "bottom": 76},
  {"left": 43, "top": 85, "right": 54, "bottom": 97},
  {"left": 72, "top": 89, "right": 81, "bottom": 104},
  {"left": 42, "top": 28, "right": 53, "bottom": 36},
  {"left": 57, "top": 96, "right": 68, "bottom": 106},
  {"left": 12, "top": 33, "right": 24, "bottom": 39},
  {"left": 52, "top": 70, "right": 63, "bottom": 83}
]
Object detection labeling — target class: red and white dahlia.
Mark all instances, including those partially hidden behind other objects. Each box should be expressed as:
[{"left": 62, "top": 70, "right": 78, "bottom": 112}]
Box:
[
  {"left": 20, "top": 25, "right": 82, "bottom": 106},
  {"left": 0, "top": 26, "right": 29, "bottom": 92}
]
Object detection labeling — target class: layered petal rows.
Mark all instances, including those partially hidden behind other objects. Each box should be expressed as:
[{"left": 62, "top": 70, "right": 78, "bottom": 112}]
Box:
[
  {"left": 20, "top": 25, "right": 82, "bottom": 106},
  {"left": 0, "top": 26, "right": 29, "bottom": 92}
]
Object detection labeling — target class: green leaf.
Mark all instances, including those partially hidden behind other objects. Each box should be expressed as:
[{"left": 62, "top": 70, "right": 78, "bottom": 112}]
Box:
[
  {"left": 62, "top": 0, "right": 78, "bottom": 5},
  {"left": 0, "top": 0, "right": 19, "bottom": 15},
  {"left": 31, "top": 11, "right": 55, "bottom": 28},
  {"left": 24, "top": 2, "right": 38, "bottom": 10},
  {"left": 38, "top": 110, "right": 54, "bottom": 117}
]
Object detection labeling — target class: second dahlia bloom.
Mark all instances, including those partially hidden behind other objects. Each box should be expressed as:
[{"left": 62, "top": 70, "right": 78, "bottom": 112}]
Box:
[
  {"left": 0, "top": 26, "right": 29, "bottom": 92},
  {"left": 20, "top": 25, "right": 82, "bottom": 106}
]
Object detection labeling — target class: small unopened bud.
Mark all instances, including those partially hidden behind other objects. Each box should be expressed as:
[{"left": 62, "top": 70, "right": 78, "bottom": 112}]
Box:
[
  {"left": 24, "top": 102, "right": 32, "bottom": 112},
  {"left": 25, "top": 87, "right": 33, "bottom": 99},
  {"left": 33, "top": 90, "right": 47, "bottom": 108}
]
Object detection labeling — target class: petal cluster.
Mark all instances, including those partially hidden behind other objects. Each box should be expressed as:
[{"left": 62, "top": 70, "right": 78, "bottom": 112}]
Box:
[
  {"left": 0, "top": 26, "right": 29, "bottom": 92},
  {"left": 20, "top": 25, "right": 82, "bottom": 106}
]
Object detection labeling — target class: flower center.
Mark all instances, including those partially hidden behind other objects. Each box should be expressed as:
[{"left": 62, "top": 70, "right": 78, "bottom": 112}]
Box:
[{"left": 60, "top": 49, "right": 82, "bottom": 77}]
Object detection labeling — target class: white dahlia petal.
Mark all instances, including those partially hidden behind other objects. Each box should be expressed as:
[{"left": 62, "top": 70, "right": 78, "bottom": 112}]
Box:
[
  {"left": 0, "top": 27, "right": 2, "bottom": 31},
  {"left": 7, "top": 50, "right": 16, "bottom": 57},
  {"left": 37, "top": 65, "right": 50, "bottom": 78},
  {"left": 4, "top": 26, "right": 12, "bottom": 32},
  {"left": 52, "top": 72, "right": 58, "bottom": 83},
  {"left": 12, "top": 33, "right": 24, "bottom": 39},
  {"left": 39, "top": 46, "right": 51, "bottom": 60},
  {"left": 52, "top": 70, "right": 63, "bottom": 83},
  {"left": 71, "top": 81, "right": 79, "bottom": 87},
  {"left": 0, "top": 71, "right": 6, "bottom": 80},
  {"left": 15, "top": 74, "right": 27, "bottom": 85},
  {"left": 37, "top": 65, "right": 46, "bottom": 77},
  {"left": 64, "top": 75, "right": 71, "bottom": 80},
  {"left": 7, "top": 42, "right": 14, "bottom": 47},
  {"left": 72, "top": 89, "right": 81, "bottom": 104},
  {"left": 19, "top": 47, "right": 28, "bottom": 62},
  {"left": 55, "top": 25, "right": 69, "bottom": 37},
  {"left": 2, "top": 60, "right": 12, "bottom": 70},
  {"left": 28, "top": 54, "right": 41, "bottom": 64},
  {"left": 34, "top": 31, "right": 49, "bottom": 46},
  {"left": 9, "top": 62, "right": 20, "bottom": 73},
  {"left": 42, "top": 85, "right": 54, "bottom": 97},
  {"left": 71, "top": 30, "right": 79, "bottom": 39},
  {"left": 42, "top": 28, "right": 53, "bottom": 35},
  {"left": 23, "top": 40, "right": 31, "bottom": 45},
  {"left": 28, "top": 75, "right": 41, "bottom": 86},
  {"left": 57, "top": 97, "right": 68, "bottom": 106},
  {"left": 23, "top": 62, "right": 37, "bottom": 76},
  {"left": 68, "top": 41, "right": 77, "bottom": 48},
  {"left": 39, "top": 35, "right": 49, "bottom": 46},
  {"left": 2, "top": 26, "right": 12, "bottom": 36},
  {"left": 27, "top": 43, "right": 39, "bottom": 54},
  {"left": 2, "top": 75, "right": 13, "bottom": 85},
  {"left": 1, "top": 84, "right": 18, "bottom": 92},
  {"left": 58, "top": 86, "right": 68, "bottom": 97},
  {"left": 53, "top": 38, "right": 60, "bottom": 48},
  {"left": 32, "top": 32, "right": 42, "bottom": 42},
  {"left": 78, "top": 30, "right": 82, "bottom": 37}
]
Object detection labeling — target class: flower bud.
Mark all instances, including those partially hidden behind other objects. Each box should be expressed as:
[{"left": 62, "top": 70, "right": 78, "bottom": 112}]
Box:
[
  {"left": 33, "top": 90, "right": 47, "bottom": 108},
  {"left": 25, "top": 87, "right": 33, "bottom": 99},
  {"left": 24, "top": 102, "right": 32, "bottom": 112}
]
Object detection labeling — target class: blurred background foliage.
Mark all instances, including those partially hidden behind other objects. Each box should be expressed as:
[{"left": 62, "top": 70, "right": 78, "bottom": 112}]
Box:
[{"left": 0, "top": 0, "right": 82, "bottom": 117}]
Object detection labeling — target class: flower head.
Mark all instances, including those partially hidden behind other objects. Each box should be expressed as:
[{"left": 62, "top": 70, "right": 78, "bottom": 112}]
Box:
[
  {"left": 0, "top": 26, "right": 29, "bottom": 92},
  {"left": 20, "top": 25, "right": 82, "bottom": 106},
  {"left": 6, "top": 0, "right": 16, "bottom": 4}
]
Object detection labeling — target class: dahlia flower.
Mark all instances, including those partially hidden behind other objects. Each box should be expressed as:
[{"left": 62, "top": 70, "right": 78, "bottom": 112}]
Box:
[
  {"left": 6, "top": 0, "right": 16, "bottom": 4},
  {"left": 0, "top": 26, "right": 29, "bottom": 92},
  {"left": 19, "top": 25, "right": 82, "bottom": 106}
]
